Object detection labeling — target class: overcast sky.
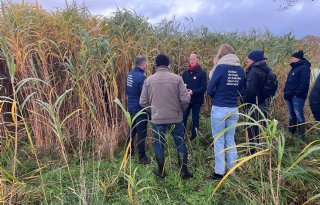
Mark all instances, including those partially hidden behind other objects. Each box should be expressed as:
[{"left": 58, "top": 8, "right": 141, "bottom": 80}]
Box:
[{"left": 15, "top": 0, "right": 320, "bottom": 38}]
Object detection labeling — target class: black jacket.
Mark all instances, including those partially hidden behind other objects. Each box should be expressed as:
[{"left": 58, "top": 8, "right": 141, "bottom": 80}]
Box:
[
  {"left": 182, "top": 66, "right": 207, "bottom": 105},
  {"left": 244, "top": 60, "right": 271, "bottom": 105},
  {"left": 309, "top": 74, "right": 320, "bottom": 106},
  {"left": 284, "top": 59, "right": 311, "bottom": 100}
]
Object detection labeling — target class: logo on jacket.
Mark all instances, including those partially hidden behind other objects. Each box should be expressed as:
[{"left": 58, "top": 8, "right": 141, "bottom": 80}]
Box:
[{"left": 193, "top": 76, "right": 197, "bottom": 80}]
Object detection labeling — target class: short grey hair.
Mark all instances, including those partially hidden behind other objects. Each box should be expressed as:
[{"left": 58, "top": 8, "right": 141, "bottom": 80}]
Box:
[{"left": 135, "top": 55, "right": 146, "bottom": 67}]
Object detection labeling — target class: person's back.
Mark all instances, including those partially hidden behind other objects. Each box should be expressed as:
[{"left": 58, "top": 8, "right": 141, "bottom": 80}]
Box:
[
  {"left": 244, "top": 50, "right": 271, "bottom": 154},
  {"left": 208, "top": 62, "right": 245, "bottom": 107},
  {"left": 245, "top": 60, "right": 271, "bottom": 105},
  {"left": 125, "top": 55, "right": 150, "bottom": 164},
  {"left": 126, "top": 68, "right": 146, "bottom": 112},
  {"left": 309, "top": 74, "right": 320, "bottom": 121},
  {"left": 141, "top": 66, "right": 190, "bottom": 124}
]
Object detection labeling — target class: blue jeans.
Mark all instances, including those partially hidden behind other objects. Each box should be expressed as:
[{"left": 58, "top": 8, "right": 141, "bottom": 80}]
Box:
[
  {"left": 211, "top": 106, "right": 239, "bottom": 175},
  {"left": 286, "top": 97, "right": 305, "bottom": 134},
  {"left": 152, "top": 121, "right": 187, "bottom": 157}
]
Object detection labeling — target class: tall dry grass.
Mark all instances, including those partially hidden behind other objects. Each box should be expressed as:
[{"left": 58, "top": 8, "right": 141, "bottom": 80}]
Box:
[
  {"left": 0, "top": 2, "right": 318, "bottom": 157},
  {"left": 0, "top": 2, "right": 319, "bottom": 204}
]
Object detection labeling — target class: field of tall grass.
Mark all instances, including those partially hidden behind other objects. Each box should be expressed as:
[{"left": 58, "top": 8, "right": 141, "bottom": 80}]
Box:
[{"left": 0, "top": 2, "right": 319, "bottom": 204}]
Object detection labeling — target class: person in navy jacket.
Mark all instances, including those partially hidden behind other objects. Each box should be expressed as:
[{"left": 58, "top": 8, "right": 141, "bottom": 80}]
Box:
[
  {"left": 126, "top": 55, "right": 150, "bottom": 164},
  {"left": 207, "top": 44, "right": 245, "bottom": 180},
  {"left": 309, "top": 74, "right": 320, "bottom": 121},
  {"left": 182, "top": 52, "right": 207, "bottom": 140},
  {"left": 284, "top": 50, "right": 311, "bottom": 140}
]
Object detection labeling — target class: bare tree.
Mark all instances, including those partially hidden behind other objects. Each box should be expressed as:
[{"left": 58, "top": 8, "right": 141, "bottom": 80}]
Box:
[{"left": 278, "top": 0, "right": 316, "bottom": 10}]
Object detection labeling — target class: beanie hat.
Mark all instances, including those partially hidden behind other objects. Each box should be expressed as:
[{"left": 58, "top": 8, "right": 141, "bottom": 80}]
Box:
[
  {"left": 248, "top": 50, "right": 266, "bottom": 62},
  {"left": 155, "top": 54, "right": 170, "bottom": 67},
  {"left": 291, "top": 50, "right": 304, "bottom": 59}
]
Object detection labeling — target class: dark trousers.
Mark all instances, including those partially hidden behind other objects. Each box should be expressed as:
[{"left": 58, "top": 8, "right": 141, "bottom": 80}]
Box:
[
  {"left": 246, "top": 103, "right": 268, "bottom": 154},
  {"left": 127, "top": 111, "right": 148, "bottom": 159},
  {"left": 310, "top": 102, "right": 320, "bottom": 121},
  {"left": 183, "top": 103, "right": 201, "bottom": 139},
  {"left": 285, "top": 97, "right": 306, "bottom": 138},
  {"left": 152, "top": 121, "right": 187, "bottom": 157}
]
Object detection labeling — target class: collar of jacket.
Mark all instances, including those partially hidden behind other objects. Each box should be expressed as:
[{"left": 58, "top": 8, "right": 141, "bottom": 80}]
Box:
[
  {"left": 156, "top": 66, "right": 170, "bottom": 72},
  {"left": 135, "top": 67, "right": 145, "bottom": 73},
  {"left": 290, "top": 58, "right": 311, "bottom": 68},
  {"left": 217, "top": 54, "right": 241, "bottom": 67},
  {"left": 250, "top": 60, "right": 270, "bottom": 73}
]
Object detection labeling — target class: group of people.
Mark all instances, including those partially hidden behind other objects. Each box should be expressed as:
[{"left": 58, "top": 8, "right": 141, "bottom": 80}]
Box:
[{"left": 125, "top": 44, "right": 319, "bottom": 180}]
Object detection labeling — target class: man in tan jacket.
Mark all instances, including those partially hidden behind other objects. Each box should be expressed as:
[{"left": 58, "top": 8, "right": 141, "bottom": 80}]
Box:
[{"left": 140, "top": 54, "right": 193, "bottom": 179}]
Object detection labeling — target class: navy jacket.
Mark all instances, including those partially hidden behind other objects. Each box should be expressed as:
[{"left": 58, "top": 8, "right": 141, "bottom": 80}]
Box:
[
  {"left": 244, "top": 61, "right": 271, "bottom": 105},
  {"left": 126, "top": 67, "right": 146, "bottom": 112},
  {"left": 284, "top": 59, "right": 311, "bottom": 100},
  {"left": 182, "top": 66, "right": 207, "bottom": 105},
  {"left": 309, "top": 74, "right": 320, "bottom": 106},
  {"left": 207, "top": 64, "right": 245, "bottom": 107}
]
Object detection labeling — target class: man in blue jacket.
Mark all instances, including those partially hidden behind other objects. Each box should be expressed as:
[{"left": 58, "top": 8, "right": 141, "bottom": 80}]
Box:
[
  {"left": 182, "top": 52, "right": 207, "bottom": 140},
  {"left": 284, "top": 50, "right": 311, "bottom": 140},
  {"left": 126, "top": 55, "right": 150, "bottom": 164}
]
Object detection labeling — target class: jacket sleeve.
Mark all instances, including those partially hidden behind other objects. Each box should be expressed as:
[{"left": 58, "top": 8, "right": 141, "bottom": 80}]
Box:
[
  {"left": 139, "top": 75, "right": 146, "bottom": 94},
  {"left": 294, "top": 67, "right": 311, "bottom": 98},
  {"left": 245, "top": 69, "right": 259, "bottom": 104},
  {"left": 207, "top": 66, "right": 223, "bottom": 98},
  {"left": 192, "top": 70, "right": 208, "bottom": 96},
  {"left": 139, "top": 79, "right": 149, "bottom": 108},
  {"left": 178, "top": 77, "right": 191, "bottom": 111},
  {"left": 238, "top": 70, "right": 246, "bottom": 98},
  {"left": 310, "top": 75, "right": 320, "bottom": 99}
]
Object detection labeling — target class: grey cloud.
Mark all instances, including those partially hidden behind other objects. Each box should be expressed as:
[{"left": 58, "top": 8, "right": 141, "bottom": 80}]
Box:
[{"left": 12, "top": 0, "right": 320, "bottom": 38}]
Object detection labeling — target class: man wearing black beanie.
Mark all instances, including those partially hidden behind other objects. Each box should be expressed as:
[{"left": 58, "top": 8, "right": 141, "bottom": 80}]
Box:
[
  {"left": 140, "top": 54, "right": 193, "bottom": 179},
  {"left": 244, "top": 49, "right": 274, "bottom": 154},
  {"left": 284, "top": 50, "right": 311, "bottom": 140}
]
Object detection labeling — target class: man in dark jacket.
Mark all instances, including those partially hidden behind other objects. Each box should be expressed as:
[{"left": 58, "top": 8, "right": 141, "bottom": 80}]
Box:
[
  {"left": 126, "top": 55, "right": 150, "bottom": 164},
  {"left": 244, "top": 50, "right": 271, "bottom": 154},
  {"left": 284, "top": 50, "right": 311, "bottom": 140},
  {"left": 182, "top": 52, "right": 207, "bottom": 140},
  {"left": 309, "top": 74, "right": 320, "bottom": 121}
]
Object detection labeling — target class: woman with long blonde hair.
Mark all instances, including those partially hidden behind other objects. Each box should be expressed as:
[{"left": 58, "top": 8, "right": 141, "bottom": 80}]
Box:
[
  {"left": 207, "top": 44, "right": 245, "bottom": 179},
  {"left": 209, "top": 44, "right": 235, "bottom": 80}
]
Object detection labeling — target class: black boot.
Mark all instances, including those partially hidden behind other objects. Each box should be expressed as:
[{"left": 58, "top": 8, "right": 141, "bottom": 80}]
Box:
[
  {"left": 298, "top": 124, "right": 305, "bottom": 141},
  {"left": 178, "top": 152, "right": 193, "bottom": 179},
  {"left": 153, "top": 155, "right": 167, "bottom": 178},
  {"left": 138, "top": 155, "right": 151, "bottom": 165},
  {"left": 289, "top": 119, "right": 297, "bottom": 134},
  {"left": 211, "top": 172, "right": 224, "bottom": 180}
]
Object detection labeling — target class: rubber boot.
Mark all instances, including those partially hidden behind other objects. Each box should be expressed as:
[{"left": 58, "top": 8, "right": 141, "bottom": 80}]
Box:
[
  {"left": 153, "top": 155, "right": 166, "bottom": 178},
  {"left": 178, "top": 152, "right": 193, "bottom": 179}
]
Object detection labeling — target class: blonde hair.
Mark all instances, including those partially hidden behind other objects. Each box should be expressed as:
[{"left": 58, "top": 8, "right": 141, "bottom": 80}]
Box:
[{"left": 213, "top": 44, "right": 234, "bottom": 65}]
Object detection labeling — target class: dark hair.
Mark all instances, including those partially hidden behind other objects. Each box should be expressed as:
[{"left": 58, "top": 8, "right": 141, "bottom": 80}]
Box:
[
  {"left": 135, "top": 55, "right": 146, "bottom": 67},
  {"left": 155, "top": 54, "right": 170, "bottom": 67}
]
